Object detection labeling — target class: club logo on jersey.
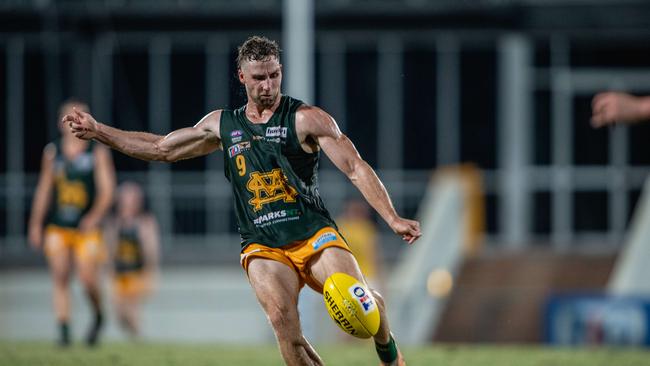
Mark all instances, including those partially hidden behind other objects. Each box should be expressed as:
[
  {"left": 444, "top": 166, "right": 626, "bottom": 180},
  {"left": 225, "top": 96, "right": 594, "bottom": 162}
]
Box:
[
  {"left": 265, "top": 126, "right": 287, "bottom": 138},
  {"left": 117, "top": 239, "right": 139, "bottom": 264},
  {"left": 312, "top": 232, "right": 337, "bottom": 250},
  {"left": 228, "top": 141, "right": 251, "bottom": 158},
  {"left": 55, "top": 174, "right": 89, "bottom": 209},
  {"left": 349, "top": 284, "right": 375, "bottom": 314},
  {"left": 230, "top": 130, "right": 243, "bottom": 143},
  {"left": 253, "top": 209, "right": 301, "bottom": 227},
  {"left": 246, "top": 168, "right": 298, "bottom": 212}
]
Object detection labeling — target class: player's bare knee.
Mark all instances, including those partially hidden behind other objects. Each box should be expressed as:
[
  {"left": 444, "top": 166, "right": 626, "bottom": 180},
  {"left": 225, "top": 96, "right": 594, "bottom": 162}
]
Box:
[
  {"left": 79, "top": 274, "right": 97, "bottom": 291},
  {"left": 52, "top": 272, "right": 69, "bottom": 288}
]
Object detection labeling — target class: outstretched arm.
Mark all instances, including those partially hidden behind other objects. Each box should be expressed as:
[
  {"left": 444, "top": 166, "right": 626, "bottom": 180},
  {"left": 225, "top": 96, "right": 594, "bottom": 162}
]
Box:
[
  {"left": 296, "top": 106, "right": 422, "bottom": 244},
  {"left": 591, "top": 92, "right": 650, "bottom": 128},
  {"left": 65, "top": 109, "right": 222, "bottom": 162}
]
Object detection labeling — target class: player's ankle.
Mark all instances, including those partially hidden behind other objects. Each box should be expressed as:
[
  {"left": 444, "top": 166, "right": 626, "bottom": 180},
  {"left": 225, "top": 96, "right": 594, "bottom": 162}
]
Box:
[
  {"left": 85, "top": 312, "right": 104, "bottom": 346},
  {"left": 375, "top": 333, "right": 398, "bottom": 363},
  {"left": 58, "top": 321, "right": 70, "bottom": 347}
]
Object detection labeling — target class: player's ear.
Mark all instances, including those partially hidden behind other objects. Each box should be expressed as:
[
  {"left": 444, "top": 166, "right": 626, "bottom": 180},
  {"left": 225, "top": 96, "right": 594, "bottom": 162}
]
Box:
[{"left": 238, "top": 67, "right": 245, "bottom": 84}]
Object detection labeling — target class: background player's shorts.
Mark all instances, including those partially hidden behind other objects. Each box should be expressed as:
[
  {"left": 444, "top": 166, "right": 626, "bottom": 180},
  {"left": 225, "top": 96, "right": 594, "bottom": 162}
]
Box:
[
  {"left": 44, "top": 224, "right": 106, "bottom": 263},
  {"left": 240, "top": 226, "right": 351, "bottom": 292},
  {"left": 113, "top": 271, "right": 152, "bottom": 299}
]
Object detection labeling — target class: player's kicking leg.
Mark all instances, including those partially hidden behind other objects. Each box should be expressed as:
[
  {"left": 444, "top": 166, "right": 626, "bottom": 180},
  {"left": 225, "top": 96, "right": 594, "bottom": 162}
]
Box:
[
  {"left": 310, "top": 247, "right": 406, "bottom": 366},
  {"left": 247, "top": 258, "right": 323, "bottom": 366}
]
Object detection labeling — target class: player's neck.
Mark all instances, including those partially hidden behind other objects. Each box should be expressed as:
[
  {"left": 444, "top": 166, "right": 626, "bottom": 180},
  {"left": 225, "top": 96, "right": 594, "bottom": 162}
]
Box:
[
  {"left": 118, "top": 214, "right": 139, "bottom": 226},
  {"left": 61, "top": 134, "right": 88, "bottom": 157},
  {"left": 245, "top": 95, "right": 282, "bottom": 123}
]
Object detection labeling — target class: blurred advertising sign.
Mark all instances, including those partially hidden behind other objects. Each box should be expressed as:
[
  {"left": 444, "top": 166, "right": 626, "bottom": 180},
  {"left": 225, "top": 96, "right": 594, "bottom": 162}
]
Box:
[{"left": 545, "top": 294, "right": 650, "bottom": 346}]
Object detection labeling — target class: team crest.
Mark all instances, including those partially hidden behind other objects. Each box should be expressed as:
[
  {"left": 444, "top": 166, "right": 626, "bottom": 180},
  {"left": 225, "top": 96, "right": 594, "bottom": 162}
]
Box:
[{"left": 246, "top": 168, "right": 298, "bottom": 211}]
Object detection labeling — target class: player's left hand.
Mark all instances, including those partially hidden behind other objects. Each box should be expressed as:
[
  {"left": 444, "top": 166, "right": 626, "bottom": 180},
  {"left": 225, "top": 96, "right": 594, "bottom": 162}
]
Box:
[
  {"left": 28, "top": 224, "right": 43, "bottom": 251},
  {"left": 389, "top": 217, "right": 422, "bottom": 245},
  {"left": 64, "top": 107, "right": 99, "bottom": 140},
  {"left": 79, "top": 214, "right": 101, "bottom": 232}
]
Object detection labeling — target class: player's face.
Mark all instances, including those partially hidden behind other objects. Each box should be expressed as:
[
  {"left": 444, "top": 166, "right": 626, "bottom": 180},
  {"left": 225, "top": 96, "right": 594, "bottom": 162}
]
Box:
[
  {"left": 118, "top": 185, "right": 143, "bottom": 218},
  {"left": 58, "top": 103, "right": 88, "bottom": 136},
  {"left": 239, "top": 57, "right": 282, "bottom": 109}
]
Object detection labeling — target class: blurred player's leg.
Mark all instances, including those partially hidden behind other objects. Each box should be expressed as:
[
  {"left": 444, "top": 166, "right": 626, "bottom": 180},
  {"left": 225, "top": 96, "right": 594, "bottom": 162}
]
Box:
[
  {"left": 114, "top": 284, "right": 140, "bottom": 337},
  {"left": 247, "top": 258, "right": 323, "bottom": 366},
  {"left": 75, "top": 236, "right": 104, "bottom": 347},
  {"left": 45, "top": 241, "right": 73, "bottom": 347},
  {"left": 309, "top": 247, "right": 405, "bottom": 366}
]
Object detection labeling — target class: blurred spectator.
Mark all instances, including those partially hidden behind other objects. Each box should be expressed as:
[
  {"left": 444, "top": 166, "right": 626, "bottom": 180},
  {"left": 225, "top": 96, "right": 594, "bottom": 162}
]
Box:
[
  {"left": 104, "top": 181, "right": 160, "bottom": 339},
  {"left": 591, "top": 92, "right": 650, "bottom": 128},
  {"left": 337, "top": 199, "right": 382, "bottom": 288},
  {"left": 27, "top": 100, "right": 116, "bottom": 347}
]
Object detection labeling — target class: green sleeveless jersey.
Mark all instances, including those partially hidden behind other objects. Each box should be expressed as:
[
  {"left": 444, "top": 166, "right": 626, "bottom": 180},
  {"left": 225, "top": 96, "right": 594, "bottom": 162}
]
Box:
[
  {"left": 47, "top": 140, "right": 96, "bottom": 228},
  {"left": 220, "top": 95, "right": 337, "bottom": 249},
  {"left": 114, "top": 225, "right": 145, "bottom": 274}
]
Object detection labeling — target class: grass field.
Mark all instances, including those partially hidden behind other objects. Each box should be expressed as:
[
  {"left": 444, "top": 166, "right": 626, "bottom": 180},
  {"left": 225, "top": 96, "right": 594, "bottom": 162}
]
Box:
[{"left": 1, "top": 342, "right": 650, "bottom": 366}]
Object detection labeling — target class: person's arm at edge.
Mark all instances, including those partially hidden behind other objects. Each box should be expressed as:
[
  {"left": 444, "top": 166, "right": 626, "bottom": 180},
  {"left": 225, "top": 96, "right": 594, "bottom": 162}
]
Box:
[
  {"left": 297, "top": 106, "right": 422, "bottom": 244},
  {"left": 591, "top": 92, "right": 650, "bottom": 128},
  {"left": 27, "top": 144, "right": 56, "bottom": 250},
  {"left": 65, "top": 109, "right": 222, "bottom": 162}
]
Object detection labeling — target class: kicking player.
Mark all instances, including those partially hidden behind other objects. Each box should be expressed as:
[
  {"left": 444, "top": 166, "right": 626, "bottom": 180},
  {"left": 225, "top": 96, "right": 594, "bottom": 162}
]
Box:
[
  {"left": 28, "top": 100, "right": 116, "bottom": 346},
  {"left": 65, "top": 36, "right": 420, "bottom": 365}
]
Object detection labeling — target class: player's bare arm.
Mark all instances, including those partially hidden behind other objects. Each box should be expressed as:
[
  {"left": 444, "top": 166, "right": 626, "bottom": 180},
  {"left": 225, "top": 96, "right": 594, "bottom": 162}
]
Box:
[
  {"left": 591, "top": 92, "right": 650, "bottom": 128},
  {"left": 64, "top": 108, "right": 223, "bottom": 162},
  {"left": 139, "top": 215, "right": 161, "bottom": 275},
  {"left": 27, "top": 144, "right": 56, "bottom": 249},
  {"left": 79, "top": 145, "right": 116, "bottom": 232},
  {"left": 295, "top": 105, "right": 422, "bottom": 244},
  {"left": 103, "top": 218, "right": 119, "bottom": 273}
]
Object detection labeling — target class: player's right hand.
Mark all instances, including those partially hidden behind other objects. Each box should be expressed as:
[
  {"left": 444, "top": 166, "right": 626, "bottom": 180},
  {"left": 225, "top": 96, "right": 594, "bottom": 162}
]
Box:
[
  {"left": 64, "top": 107, "right": 99, "bottom": 140},
  {"left": 28, "top": 225, "right": 42, "bottom": 251},
  {"left": 389, "top": 217, "right": 422, "bottom": 245}
]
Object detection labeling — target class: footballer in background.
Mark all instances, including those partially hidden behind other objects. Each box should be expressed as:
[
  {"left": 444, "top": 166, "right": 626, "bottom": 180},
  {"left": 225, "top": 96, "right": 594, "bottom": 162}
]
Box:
[
  {"left": 104, "top": 181, "right": 160, "bottom": 339},
  {"left": 28, "top": 99, "right": 116, "bottom": 347},
  {"left": 336, "top": 199, "right": 383, "bottom": 289}
]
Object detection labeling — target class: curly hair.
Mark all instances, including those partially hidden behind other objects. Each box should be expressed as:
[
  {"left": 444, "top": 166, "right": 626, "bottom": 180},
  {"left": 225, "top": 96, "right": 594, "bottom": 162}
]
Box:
[{"left": 237, "top": 36, "right": 281, "bottom": 68}]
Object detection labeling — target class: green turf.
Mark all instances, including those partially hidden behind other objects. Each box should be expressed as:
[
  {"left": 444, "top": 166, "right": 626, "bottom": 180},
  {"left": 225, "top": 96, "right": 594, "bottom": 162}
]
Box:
[{"left": 1, "top": 341, "right": 649, "bottom": 366}]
